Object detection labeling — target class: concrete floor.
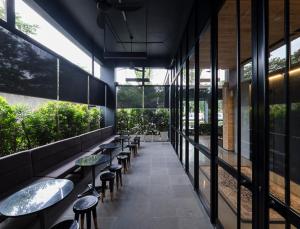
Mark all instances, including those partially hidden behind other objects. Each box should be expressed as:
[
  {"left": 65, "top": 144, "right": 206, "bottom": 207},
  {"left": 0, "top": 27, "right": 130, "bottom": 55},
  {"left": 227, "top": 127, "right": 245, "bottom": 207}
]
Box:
[{"left": 51, "top": 142, "right": 213, "bottom": 229}]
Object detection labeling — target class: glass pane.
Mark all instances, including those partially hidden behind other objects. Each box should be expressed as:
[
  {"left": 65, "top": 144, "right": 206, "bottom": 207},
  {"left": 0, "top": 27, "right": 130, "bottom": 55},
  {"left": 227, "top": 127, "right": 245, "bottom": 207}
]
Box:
[
  {"left": 93, "top": 59, "right": 101, "bottom": 79},
  {"left": 289, "top": 0, "right": 300, "bottom": 215},
  {"left": 182, "top": 137, "right": 186, "bottom": 167},
  {"left": 0, "top": 0, "right": 6, "bottom": 21},
  {"left": 189, "top": 52, "right": 195, "bottom": 140},
  {"left": 115, "top": 68, "right": 143, "bottom": 85},
  {"left": 199, "top": 152, "right": 210, "bottom": 207},
  {"left": 15, "top": 1, "right": 92, "bottom": 74},
  {"left": 144, "top": 68, "right": 167, "bottom": 85},
  {"left": 269, "top": 209, "right": 285, "bottom": 228},
  {"left": 182, "top": 67, "right": 187, "bottom": 139},
  {"left": 240, "top": 0, "right": 253, "bottom": 180},
  {"left": 116, "top": 86, "right": 143, "bottom": 108},
  {"left": 217, "top": 0, "right": 237, "bottom": 168},
  {"left": 199, "top": 25, "right": 211, "bottom": 150},
  {"left": 218, "top": 166, "right": 237, "bottom": 229},
  {"left": 189, "top": 143, "right": 194, "bottom": 179},
  {"left": 240, "top": 186, "right": 252, "bottom": 228},
  {"left": 268, "top": 0, "right": 286, "bottom": 204}
]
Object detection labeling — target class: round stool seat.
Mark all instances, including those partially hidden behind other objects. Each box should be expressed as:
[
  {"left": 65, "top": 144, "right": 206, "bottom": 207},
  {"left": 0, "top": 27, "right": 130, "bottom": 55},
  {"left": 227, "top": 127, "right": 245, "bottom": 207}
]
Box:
[
  {"left": 117, "top": 155, "right": 128, "bottom": 160},
  {"left": 100, "top": 171, "right": 115, "bottom": 181},
  {"left": 119, "top": 151, "right": 130, "bottom": 156},
  {"left": 73, "top": 195, "right": 98, "bottom": 214},
  {"left": 109, "top": 164, "right": 122, "bottom": 172},
  {"left": 51, "top": 220, "right": 79, "bottom": 229}
]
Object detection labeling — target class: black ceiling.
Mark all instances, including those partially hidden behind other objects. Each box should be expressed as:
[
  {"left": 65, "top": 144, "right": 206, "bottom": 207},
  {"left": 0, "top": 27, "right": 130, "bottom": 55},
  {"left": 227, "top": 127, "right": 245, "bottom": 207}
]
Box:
[{"left": 33, "top": 0, "right": 194, "bottom": 68}]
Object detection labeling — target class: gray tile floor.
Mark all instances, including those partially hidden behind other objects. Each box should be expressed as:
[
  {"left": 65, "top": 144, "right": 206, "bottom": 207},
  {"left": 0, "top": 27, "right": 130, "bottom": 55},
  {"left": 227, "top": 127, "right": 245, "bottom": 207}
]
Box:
[
  {"left": 61, "top": 142, "right": 213, "bottom": 229},
  {"left": 0, "top": 142, "right": 213, "bottom": 229}
]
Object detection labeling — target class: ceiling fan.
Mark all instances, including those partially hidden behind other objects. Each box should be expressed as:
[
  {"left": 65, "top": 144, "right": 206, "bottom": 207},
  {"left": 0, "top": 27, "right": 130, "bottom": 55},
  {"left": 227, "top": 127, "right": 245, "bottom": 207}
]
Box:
[{"left": 96, "top": 0, "right": 144, "bottom": 29}]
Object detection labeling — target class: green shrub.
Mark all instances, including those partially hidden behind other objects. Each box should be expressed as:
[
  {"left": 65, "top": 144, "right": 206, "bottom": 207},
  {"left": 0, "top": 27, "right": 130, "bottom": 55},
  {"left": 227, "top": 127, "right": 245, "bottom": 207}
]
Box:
[
  {"left": 0, "top": 97, "right": 18, "bottom": 156},
  {"left": 0, "top": 97, "right": 103, "bottom": 157},
  {"left": 116, "top": 108, "right": 169, "bottom": 134}
]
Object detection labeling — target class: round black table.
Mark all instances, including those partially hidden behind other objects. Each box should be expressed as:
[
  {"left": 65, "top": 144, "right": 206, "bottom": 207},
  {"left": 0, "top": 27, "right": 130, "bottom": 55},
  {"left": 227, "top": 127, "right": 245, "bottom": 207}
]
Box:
[
  {"left": 116, "top": 136, "right": 130, "bottom": 150},
  {"left": 76, "top": 154, "right": 110, "bottom": 198},
  {"left": 0, "top": 179, "right": 73, "bottom": 229},
  {"left": 99, "top": 143, "right": 120, "bottom": 165}
]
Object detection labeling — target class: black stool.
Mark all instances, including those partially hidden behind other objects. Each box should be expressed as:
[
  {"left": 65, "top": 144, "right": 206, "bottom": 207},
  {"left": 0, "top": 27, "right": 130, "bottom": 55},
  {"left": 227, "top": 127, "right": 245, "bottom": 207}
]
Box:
[
  {"left": 134, "top": 136, "right": 141, "bottom": 147},
  {"left": 50, "top": 220, "right": 79, "bottom": 229},
  {"left": 100, "top": 171, "right": 115, "bottom": 202},
  {"left": 128, "top": 143, "right": 138, "bottom": 156},
  {"left": 119, "top": 151, "right": 131, "bottom": 166},
  {"left": 73, "top": 196, "right": 98, "bottom": 229},
  {"left": 109, "top": 164, "right": 123, "bottom": 189},
  {"left": 117, "top": 155, "right": 128, "bottom": 173}
]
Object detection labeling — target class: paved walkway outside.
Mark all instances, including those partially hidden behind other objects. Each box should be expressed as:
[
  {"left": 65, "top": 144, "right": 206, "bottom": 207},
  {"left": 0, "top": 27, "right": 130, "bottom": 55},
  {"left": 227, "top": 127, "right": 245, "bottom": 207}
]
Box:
[{"left": 54, "top": 142, "right": 213, "bottom": 229}]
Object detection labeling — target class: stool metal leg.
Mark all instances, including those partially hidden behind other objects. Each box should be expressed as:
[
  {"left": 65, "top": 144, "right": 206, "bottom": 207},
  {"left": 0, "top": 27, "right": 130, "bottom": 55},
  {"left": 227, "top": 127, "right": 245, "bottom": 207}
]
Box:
[
  {"left": 75, "top": 213, "right": 79, "bottom": 222},
  {"left": 86, "top": 211, "right": 91, "bottom": 229},
  {"left": 119, "top": 171, "right": 123, "bottom": 186},
  {"left": 109, "top": 180, "right": 114, "bottom": 200},
  {"left": 80, "top": 214, "right": 85, "bottom": 229},
  {"left": 92, "top": 208, "right": 98, "bottom": 229},
  {"left": 101, "top": 181, "right": 106, "bottom": 202},
  {"left": 116, "top": 172, "right": 119, "bottom": 190}
]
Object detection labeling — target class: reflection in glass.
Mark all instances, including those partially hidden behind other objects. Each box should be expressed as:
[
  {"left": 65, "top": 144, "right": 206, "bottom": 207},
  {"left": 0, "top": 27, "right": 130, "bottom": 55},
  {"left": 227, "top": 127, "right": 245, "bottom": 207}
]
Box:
[
  {"left": 268, "top": 0, "right": 286, "bottom": 205},
  {"left": 218, "top": 166, "right": 237, "bottom": 229},
  {"left": 189, "top": 52, "right": 195, "bottom": 141},
  {"left": 240, "top": 0, "right": 253, "bottom": 180},
  {"left": 198, "top": 152, "right": 210, "bottom": 207},
  {"left": 199, "top": 25, "right": 211, "bottom": 150},
  {"left": 290, "top": 0, "right": 300, "bottom": 216},
  {"left": 217, "top": 0, "right": 237, "bottom": 167},
  {"left": 182, "top": 67, "right": 187, "bottom": 166},
  {"left": 189, "top": 143, "right": 194, "bottom": 179}
]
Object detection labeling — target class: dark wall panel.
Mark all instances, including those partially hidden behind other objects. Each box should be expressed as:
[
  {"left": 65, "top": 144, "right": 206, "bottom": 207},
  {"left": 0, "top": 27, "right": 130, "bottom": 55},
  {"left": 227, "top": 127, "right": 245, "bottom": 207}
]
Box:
[
  {"left": 0, "top": 26, "right": 57, "bottom": 99},
  {"left": 59, "top": 59, "right": 88, "bottom": 103},
  {"left": 89, "top": 76, "right": 105, "bottom": 106}
]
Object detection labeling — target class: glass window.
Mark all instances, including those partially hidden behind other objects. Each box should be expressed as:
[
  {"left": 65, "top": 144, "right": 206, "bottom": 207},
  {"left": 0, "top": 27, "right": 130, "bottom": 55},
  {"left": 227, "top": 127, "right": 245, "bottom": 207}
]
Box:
[
  {"left": 115, "top": 68, "right": 143, "bottom": 85},
  {"left": 0, "top": 0, "right": 6, "bottom": 21},
  {"left": 218, "top": 0, "right": 238, "bottom": 228},
  {"left": 199, "top": 26, "right": 212, "bottom": 150},
  {"left": 15, "top": 0, "right": 92, "bottom": 74},
  {"left": 93, "top": 59, "right": 101, "bottom": 79},
  {"left": 240, "top": 0, "right": 252, "bottom": 181},
  {"left": 189, "top": 52, "right": 195, "bottom": 141},
  {"left": 145, "top": 68, "right": 168, "bottom": 85},
  {"left": 290, "top": 0, "right": 300, "bottom": 217},
  {"left": 268, "top": 0, "right": 286, "bottom": 206}
]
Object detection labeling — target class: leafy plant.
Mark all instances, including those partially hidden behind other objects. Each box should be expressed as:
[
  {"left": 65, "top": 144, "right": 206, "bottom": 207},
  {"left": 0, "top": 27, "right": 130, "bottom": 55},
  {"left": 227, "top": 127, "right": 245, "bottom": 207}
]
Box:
[{"left": 0, "top": 97, "right": 104, "bottom": 157}]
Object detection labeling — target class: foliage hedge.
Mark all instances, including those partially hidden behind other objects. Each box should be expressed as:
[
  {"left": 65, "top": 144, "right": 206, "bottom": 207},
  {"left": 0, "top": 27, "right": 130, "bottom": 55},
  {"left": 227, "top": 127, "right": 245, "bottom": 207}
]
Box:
[
  {"left": 117, "top": 108, "right": 169, "bottom": 135},
  {"left": 0, "top": 97, "right": 103, "bottom": 157}
]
